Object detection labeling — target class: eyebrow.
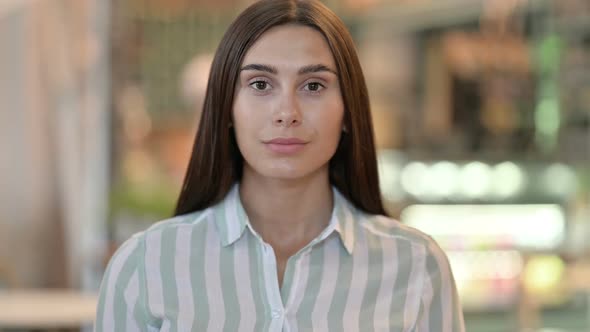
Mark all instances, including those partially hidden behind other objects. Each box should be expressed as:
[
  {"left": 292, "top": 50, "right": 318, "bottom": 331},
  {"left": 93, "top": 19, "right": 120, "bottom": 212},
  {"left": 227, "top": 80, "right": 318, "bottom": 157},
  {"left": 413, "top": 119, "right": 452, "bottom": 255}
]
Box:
[
  {"left": 299, "top": 64, "right": 338, "bottom": 75},
  {"left": 240, "top": 63, "right": 278, "bottom": 74},
  {"left": 240, "top": 63, "right": 338, "bottom": 76}
]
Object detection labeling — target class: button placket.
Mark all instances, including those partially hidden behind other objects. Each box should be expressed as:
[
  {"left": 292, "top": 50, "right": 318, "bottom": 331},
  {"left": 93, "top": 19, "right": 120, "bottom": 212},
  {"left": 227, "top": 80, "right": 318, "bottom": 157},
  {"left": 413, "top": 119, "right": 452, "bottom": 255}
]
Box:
[
  {"left": 271, "top": 309, "right": 283, "bottom": 318},
  {"left": 260, "top": 242, "right": 285, "bottom": 328}
]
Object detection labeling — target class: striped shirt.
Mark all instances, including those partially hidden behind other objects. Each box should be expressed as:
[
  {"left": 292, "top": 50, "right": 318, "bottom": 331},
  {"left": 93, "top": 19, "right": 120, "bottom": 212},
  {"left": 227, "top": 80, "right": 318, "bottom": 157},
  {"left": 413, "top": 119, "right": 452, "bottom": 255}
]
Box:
[{"left": 95, "top": 184, "right": 465, "bottom": 331}]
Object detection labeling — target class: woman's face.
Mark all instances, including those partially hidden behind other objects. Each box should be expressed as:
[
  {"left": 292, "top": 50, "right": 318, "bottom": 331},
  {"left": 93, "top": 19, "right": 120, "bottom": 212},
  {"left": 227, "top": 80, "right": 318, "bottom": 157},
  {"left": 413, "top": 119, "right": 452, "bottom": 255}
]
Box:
[{"left": 232, "top": 24, "right": 344, "bottom": 181}]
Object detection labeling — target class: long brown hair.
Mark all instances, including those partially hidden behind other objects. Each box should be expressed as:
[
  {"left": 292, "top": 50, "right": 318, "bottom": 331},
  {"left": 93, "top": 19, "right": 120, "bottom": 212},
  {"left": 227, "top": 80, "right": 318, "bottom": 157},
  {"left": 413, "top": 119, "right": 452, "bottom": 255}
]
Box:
[{"left": 174, "top": 0, "right": 386, "bottom": 216}]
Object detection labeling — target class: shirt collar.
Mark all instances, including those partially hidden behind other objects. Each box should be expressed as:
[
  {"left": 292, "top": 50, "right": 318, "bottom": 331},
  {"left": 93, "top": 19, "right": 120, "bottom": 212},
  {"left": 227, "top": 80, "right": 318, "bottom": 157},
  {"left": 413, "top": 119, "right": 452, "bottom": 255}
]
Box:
[
  {"left": 213, "top": 183, "right": 357, "bottom": 255},
  {"left": 213, "top": 184, "right": 248, "bottom": 247},
  {"left": 331, "top": 188, "right": 356, "bottom": 255}
]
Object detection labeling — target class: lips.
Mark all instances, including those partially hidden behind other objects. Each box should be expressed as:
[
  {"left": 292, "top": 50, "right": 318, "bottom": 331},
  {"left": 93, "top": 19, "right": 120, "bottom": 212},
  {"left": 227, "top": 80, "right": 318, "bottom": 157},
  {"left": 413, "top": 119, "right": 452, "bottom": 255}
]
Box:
[
  {"left": 266, "top": 137, "right": 307, "bottom": 144},
  {"left": 264, "top": 137, "right": 308, "bottom": 154}
]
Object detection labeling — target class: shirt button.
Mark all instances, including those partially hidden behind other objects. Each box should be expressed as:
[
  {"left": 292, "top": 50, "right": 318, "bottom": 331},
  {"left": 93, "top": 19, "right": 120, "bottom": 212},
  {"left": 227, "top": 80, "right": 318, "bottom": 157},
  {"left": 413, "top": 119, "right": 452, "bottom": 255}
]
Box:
[{"left": 271, "top": 309, "right": 283, "bottom": 319}]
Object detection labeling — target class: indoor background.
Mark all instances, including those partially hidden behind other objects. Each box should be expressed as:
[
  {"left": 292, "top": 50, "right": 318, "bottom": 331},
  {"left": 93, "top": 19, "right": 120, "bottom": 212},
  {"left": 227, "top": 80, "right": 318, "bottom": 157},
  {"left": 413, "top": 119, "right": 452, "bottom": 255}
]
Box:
[{"left": 1, "top": 0, "right": 589, "bottom": 331}]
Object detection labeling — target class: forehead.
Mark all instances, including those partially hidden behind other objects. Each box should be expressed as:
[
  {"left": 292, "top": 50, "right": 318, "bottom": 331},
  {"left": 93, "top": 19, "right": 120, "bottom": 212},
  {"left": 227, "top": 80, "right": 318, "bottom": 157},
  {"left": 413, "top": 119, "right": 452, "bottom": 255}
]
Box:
[{"left": 241, "top": 24, "right": 336, "bottom": 68}]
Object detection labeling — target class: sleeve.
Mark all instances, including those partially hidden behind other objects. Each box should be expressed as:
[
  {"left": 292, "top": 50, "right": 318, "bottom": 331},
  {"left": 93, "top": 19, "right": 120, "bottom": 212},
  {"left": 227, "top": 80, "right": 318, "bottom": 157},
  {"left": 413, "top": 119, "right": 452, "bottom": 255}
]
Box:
[
  {"left": 415, "top": 239, "right": 465, "bottom": 332},
  {"left": 94, "top": 233, "right": 157, "bottom": 332}
]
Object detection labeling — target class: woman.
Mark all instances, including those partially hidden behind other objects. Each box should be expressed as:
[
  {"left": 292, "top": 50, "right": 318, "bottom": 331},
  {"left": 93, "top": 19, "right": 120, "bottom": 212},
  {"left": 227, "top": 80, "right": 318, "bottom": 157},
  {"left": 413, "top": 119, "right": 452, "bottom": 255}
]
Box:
[{"left": 95, "top": 0, "right": 465, "bottom": 331}]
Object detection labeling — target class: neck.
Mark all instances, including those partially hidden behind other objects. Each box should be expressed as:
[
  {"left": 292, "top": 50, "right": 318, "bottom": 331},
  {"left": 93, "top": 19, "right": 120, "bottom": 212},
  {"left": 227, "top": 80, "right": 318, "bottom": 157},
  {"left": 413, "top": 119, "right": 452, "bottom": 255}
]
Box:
[{"left": 239, "top": 166, "right": 334, "bottom": 253}]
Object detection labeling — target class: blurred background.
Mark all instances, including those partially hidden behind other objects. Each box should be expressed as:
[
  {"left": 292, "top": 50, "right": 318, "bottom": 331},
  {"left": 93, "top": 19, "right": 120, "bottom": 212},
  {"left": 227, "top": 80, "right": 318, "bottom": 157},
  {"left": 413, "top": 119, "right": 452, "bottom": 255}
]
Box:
[{"left": 1, "top": 0, "right": 589, "bottom": 331}]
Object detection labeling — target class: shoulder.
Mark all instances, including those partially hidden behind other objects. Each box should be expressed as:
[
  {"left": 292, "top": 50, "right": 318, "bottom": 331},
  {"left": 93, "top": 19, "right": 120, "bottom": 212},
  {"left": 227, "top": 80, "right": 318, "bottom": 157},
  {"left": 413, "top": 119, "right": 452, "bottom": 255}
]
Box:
[
  {"left": 360, "top": 214, "right": 439, "bottom": 248},
  {"left": 108, "top": 208, "right": 214, "bottom": 267},
  {"left": 144, "top": 208, "right": 213, "bottom": 234},
  {"left": 359, "top": 213, "right": 450, "bottom": 265}
]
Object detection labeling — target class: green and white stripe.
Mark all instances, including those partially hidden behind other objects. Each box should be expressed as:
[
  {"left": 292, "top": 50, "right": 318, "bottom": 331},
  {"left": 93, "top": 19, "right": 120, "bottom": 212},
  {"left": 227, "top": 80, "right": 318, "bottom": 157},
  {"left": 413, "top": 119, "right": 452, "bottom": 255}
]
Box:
[{"left": 95, "top": 184, "right": 465, "bottom": 331}]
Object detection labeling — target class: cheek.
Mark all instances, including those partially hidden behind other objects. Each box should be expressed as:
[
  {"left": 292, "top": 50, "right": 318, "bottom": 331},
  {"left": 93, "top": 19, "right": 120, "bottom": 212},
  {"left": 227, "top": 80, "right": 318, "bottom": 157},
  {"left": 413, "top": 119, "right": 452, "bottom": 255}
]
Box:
[
  {"left": 232, "top": 102, "right": 247, "bottom": 151},
  {"left": 311, "top": 100, "right": 344, "bottom": 139},
  {"left": 232, "top": 93, "right": 248, "bottom": 126},
  {"left": 232, "top": 99, "right": 263, "bottom": 154},
  {"left": 233, "top": 94, "right": 252, "bottom": 129},
  {"left": 232, "top": 115, "right": 252, "bottom": 152}
]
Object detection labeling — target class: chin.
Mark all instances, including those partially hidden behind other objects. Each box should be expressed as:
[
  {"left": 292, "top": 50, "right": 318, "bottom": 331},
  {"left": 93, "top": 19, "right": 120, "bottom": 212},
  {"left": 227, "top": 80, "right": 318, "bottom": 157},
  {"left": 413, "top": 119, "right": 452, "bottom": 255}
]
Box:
[
  {"left": 247, "top": 159, "right": 329, "bottom": 182},
  {"left": 259, "top": 166, "right": 309, "bottom": 180}
]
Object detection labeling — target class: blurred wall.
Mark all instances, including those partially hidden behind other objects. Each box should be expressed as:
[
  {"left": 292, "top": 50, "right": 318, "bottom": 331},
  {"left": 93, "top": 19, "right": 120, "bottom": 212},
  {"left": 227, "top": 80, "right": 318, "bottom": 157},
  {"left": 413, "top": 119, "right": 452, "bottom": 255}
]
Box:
[
  {"left": 0, "top": 0, "right": 110, "bottom": 289},
  {"left": 0, "top": 3, "right": 66, "bottom": 287}
]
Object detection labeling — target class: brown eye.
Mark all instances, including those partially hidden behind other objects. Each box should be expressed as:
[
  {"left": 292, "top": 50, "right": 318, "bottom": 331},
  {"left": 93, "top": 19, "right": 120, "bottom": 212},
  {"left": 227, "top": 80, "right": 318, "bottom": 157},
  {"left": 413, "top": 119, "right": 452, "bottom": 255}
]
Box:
[
  {"left": 250, "top": 81, "right": 269, "bottom": 90},
  {"left": 304, "top": 82, "right": 325, "bottom": 92}
]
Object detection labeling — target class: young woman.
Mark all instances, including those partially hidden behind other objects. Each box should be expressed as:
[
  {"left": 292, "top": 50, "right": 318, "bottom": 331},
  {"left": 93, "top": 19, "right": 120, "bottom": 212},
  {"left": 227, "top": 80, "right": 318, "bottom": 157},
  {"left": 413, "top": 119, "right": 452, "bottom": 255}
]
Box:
[{"left": 95, "top": 1, "right": 465, "bottom": 331}]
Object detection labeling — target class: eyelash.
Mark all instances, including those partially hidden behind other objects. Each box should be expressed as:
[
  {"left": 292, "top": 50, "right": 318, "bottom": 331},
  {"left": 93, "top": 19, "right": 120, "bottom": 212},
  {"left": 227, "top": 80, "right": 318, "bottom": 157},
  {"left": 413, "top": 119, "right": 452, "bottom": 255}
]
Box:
[
  {"left": 303, "top": 82, "right": 325, "bottom": 93},
  {"left": 248, "top": 80, "right": 325, "bottom": 94},
  {"left": 249, "top": 80, "right": 271, "bottom": 91}
]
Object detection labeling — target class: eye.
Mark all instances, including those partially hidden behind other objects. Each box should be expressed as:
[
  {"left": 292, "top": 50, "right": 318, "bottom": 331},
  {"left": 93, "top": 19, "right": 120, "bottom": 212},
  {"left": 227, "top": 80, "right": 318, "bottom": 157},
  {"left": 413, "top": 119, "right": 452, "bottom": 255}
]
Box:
[
  {"left": 304, "top": 82, "right": 325, "bottom": 92},
  {"left": 249, "top": 80, "right": 271, "bottom": 91}
]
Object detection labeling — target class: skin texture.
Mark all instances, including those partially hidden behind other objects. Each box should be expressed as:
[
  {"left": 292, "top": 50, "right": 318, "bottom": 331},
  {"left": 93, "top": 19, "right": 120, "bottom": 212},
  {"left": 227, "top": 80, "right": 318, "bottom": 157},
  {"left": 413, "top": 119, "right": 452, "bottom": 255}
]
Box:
[{"left": 232, "top": 24, "right": 344, "bottom": 288}]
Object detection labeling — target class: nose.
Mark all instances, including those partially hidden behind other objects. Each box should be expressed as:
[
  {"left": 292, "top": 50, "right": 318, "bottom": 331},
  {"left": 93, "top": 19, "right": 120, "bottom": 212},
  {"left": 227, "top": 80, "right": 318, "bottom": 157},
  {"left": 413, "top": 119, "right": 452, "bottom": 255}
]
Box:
[{"left": 272, "top": 92, "right": 301, "bottom": 127}]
